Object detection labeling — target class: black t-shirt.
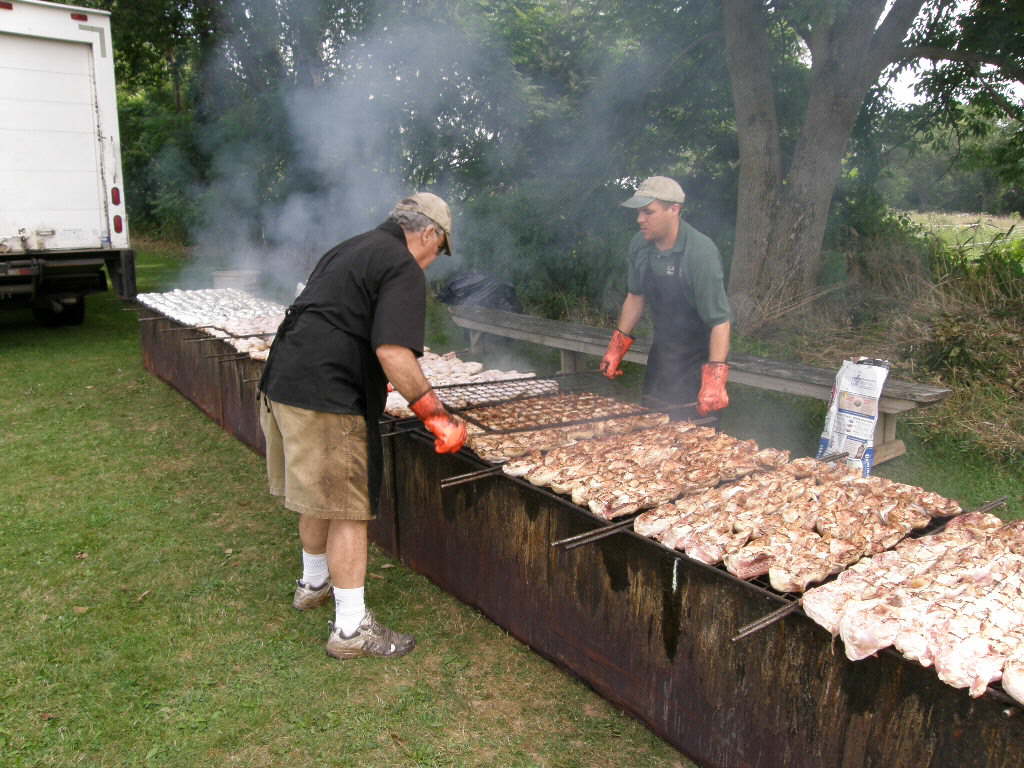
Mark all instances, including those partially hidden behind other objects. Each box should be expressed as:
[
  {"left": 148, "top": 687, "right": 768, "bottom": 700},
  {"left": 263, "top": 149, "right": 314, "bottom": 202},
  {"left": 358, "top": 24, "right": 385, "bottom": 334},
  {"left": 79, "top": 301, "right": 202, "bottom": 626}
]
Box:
[{"left": 260, "top": 220, "right": 426, "bottom": 416}]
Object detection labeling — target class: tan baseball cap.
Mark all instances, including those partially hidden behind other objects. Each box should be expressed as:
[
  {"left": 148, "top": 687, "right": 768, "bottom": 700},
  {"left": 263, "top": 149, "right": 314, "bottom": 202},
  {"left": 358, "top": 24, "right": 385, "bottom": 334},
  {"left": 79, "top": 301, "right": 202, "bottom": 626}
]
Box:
[
  {"left": 394, "top": 192, "right": 453, "bottom": 255},
  {"left": 620, "top": 176, "right": 685, "bottom": 208}
]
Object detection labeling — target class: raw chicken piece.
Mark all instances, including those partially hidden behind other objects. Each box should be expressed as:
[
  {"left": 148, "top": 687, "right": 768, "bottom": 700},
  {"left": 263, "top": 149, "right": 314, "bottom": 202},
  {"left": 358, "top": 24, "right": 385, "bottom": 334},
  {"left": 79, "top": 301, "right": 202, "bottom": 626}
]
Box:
[
  {"left": 802, "top": 564, "right": 874, "bottom": 635},
  {"left": 933, "top": 633, "right": 1009, "bottom": 697},
  {"left": 836, "top": 595, "right": 910, "bottom": 660},
  {"left": 1002, "top": 647, "right": 1024, "bottom": 706}
]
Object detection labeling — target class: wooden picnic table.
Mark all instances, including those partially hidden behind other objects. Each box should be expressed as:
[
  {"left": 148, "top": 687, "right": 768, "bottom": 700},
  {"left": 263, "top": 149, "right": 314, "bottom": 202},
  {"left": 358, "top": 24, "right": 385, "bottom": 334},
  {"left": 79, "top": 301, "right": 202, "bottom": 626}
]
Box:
[{"left": 449, "top": 305, "right": 952, "bottom": 464}]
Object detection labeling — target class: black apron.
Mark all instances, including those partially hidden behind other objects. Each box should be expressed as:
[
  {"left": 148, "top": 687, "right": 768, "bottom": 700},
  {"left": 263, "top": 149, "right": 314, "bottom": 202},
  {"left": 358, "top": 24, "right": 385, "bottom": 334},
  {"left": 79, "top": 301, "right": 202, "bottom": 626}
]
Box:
[
  {"left": 259, "top": 303, "right": 385, "bottom": 515},
  {"left": 642, "top": 248, "right": 709, "bottom": 421}
]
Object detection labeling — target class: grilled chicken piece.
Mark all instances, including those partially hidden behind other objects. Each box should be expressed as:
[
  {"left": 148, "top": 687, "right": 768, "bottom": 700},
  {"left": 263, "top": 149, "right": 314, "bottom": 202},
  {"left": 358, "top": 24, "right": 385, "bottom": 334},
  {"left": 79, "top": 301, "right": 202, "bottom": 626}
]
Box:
[{"left": 467, "top": 412, "right": 670, "bottom": 462}]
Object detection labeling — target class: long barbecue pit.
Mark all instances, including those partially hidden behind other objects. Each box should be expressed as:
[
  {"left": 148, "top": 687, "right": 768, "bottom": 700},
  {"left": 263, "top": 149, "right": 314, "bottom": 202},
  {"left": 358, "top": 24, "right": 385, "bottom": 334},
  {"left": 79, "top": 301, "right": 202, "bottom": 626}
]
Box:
[{"left": 136, "top": 288, "right": 1024, "bottom": 768}]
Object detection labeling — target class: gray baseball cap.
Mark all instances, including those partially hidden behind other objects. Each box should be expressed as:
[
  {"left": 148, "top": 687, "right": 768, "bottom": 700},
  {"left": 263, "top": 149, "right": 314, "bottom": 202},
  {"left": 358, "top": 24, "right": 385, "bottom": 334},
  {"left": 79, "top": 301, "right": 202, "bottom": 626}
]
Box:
[
  {"left": 620, "top": 176, "right": 686, "bottom": 208},
  {"left": 394, "top": 192, "right": 453, "bottom": 255}
]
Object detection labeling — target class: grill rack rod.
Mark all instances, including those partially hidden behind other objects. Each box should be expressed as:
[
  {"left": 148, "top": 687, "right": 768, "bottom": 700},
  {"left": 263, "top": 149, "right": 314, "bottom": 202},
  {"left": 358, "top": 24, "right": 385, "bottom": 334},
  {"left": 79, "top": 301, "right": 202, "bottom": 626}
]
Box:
[
  {"left": 439, "top": 464, "right": 507, "bottom": 488},
  {"left": 731, "top": 600, "right": 803, "bottom": 642},
  {"left": 818, "top": 451, "right": 849, "bottom": 463},
  {"left": 381, "top": 423, "right": 424, "bottom": 439},
  {"left": 553, "top": 515, "right": 639, "bottom": 550},
  {"left": 204, "top": 351, "right": 251, "bottom": 360},
  {"left": 184, "top": 332, "right": 275, "bottom": 344},
  {"left": 160, "top": 324, "right": 220, "bottom": 333},
  {"left": 729, "top": 494, "right": 1011, "bottom": 643}
]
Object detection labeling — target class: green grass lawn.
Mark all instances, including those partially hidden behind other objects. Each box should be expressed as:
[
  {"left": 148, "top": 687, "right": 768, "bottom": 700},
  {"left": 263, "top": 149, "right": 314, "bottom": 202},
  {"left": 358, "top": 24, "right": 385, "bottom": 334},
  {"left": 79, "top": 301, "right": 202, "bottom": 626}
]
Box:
[{"left": 0, "top": 244, "right": 691, "bottom": 768}]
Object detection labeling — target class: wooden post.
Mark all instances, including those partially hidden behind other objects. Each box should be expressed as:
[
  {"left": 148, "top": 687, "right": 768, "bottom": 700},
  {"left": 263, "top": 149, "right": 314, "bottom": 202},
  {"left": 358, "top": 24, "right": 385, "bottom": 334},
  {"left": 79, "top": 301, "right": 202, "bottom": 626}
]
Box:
[
  {"left": 468, "top": 330, "right": 484, "bottom": 356},
  {"left": 559, "top": 349, "right": 580, "bottom": 374},
  {"left": 872, "top": 412, "right": 906, "bottom": 464}
]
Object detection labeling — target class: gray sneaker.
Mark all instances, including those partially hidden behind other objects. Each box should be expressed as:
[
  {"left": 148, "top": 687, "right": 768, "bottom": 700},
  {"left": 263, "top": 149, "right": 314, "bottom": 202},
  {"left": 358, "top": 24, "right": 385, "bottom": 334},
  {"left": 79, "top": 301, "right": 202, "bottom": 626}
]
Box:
[
  {"left": 325, "top": 611, "right": 416, "bottom": 659},
  {"left": 292, "top": 579, "right": 332, "bottom": 611}
]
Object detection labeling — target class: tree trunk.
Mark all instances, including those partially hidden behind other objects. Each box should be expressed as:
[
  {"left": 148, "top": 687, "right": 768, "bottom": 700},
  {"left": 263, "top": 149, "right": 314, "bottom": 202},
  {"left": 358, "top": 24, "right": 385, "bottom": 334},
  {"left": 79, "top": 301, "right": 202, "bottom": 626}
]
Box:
[
  {"left": 722, "top": 0, "right": 927, "bottom": 331},
  {"left": 721, "top": 0, "right": 782, "bottom": 326}
]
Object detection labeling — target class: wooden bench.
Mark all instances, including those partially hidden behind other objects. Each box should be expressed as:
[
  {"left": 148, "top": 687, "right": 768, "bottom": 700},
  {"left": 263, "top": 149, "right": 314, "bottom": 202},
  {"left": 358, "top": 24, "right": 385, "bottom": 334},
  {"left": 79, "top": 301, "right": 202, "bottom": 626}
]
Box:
[{"left": 448, "top": 305, "right": 952, "bottom": 464}]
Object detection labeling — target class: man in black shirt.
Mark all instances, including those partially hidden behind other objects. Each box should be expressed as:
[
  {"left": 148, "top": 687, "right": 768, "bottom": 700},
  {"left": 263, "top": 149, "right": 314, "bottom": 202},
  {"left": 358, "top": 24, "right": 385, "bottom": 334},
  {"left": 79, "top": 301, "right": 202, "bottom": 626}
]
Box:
[{"left": 259, "top": 193, "right": 466, "bottom": 659}]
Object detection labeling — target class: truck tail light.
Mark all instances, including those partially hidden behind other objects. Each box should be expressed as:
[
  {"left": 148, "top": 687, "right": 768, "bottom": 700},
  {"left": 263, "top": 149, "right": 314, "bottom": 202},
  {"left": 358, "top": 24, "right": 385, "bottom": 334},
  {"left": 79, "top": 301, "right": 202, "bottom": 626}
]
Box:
[
  {"left": 113, "top": 215, "right": 123, "bottom": 234},
  {"left": 71, "top": 13, "right": 88, "bottom": 21},
  {"left": 0, "top": 2, "right": 14, "bottom": 10},
  {"left": 111, "top": 187, "right": 121, "bottom": 206}
]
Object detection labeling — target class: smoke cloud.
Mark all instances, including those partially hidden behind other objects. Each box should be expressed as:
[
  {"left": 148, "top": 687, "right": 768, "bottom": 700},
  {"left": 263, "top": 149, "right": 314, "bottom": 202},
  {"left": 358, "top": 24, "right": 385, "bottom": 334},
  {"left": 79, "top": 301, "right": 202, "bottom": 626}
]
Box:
[
  {"left": 175, "top": 2, "right": 522, "bottom": 302},
  {"left": 170, "top": 1, "right": 726, "bottom": 375}
]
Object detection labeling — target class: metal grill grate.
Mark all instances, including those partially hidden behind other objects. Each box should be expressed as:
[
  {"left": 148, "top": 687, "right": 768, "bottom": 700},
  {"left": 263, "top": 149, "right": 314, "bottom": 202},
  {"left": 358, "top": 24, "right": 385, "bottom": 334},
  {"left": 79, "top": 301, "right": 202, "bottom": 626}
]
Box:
[
  {"left": 428, "top": 376, "right": 563, "bottom": 411},
  {"left": 455, "top": 391, "right": 650, "bottom": 434}
]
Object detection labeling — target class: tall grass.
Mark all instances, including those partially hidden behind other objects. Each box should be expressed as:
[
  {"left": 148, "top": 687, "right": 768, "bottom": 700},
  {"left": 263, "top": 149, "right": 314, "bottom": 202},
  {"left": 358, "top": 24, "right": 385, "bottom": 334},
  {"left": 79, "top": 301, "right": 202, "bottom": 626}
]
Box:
[{"left": 766, "top": 212, "right": 1024, "bottom": 473}]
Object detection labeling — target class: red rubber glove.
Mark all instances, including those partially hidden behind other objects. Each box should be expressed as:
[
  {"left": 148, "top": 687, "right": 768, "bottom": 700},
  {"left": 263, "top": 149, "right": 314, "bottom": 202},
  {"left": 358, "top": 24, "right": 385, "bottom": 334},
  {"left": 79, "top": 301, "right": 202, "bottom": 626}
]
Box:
[
  {"left": 599, "top": 329, "right": 635, "bottom": 379},
  {"left": 409, "top": 389, "right": 467, "bottom": 454},
  {"left": 697, "top": 362, "right": 730, "bottom": 416}
]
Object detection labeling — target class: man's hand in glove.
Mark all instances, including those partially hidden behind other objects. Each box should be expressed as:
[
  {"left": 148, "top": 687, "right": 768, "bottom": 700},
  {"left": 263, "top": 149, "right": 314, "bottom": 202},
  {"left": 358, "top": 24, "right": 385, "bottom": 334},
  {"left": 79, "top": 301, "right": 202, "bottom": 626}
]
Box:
[
  {"left": 410, "top": 389, "right": 467, "bottom": 454},
  {"left": 697, "top": 362, "right": 730, "bottom": 416},
  {"left": 599, "top": 329, "right": 635, "bottom": 379}
]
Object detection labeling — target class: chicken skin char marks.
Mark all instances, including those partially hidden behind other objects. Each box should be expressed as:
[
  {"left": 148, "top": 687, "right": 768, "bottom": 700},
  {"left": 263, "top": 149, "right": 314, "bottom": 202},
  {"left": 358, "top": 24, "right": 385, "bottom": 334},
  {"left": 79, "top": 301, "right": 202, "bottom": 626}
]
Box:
[
  {"left": 634, "top": 466, "right": 962, "bottom": 593},
  {"left": 503, "top": 422, "right": 789, "bottom": 519}
]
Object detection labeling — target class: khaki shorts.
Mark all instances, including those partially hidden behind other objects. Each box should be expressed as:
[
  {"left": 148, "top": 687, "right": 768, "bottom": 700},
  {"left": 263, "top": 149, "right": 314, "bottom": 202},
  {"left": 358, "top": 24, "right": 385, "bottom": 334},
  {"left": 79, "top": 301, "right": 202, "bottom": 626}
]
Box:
[{"left": 259, "top": 397, "right": 374, "bottom": 520}]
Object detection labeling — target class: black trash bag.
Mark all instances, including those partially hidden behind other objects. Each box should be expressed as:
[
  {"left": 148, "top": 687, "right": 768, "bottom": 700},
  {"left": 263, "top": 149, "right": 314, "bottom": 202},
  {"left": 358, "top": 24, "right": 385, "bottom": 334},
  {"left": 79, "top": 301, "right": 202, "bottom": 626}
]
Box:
[{"left": 436, "top": 271, "right": 522, "bottom": 313}]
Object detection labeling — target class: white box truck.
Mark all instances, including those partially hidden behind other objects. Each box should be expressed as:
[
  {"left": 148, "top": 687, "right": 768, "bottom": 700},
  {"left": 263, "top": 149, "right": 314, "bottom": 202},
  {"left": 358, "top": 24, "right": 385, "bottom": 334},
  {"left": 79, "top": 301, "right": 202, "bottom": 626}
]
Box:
[{"left": 0, "top": 0, "right": 135, "bottom": 325}]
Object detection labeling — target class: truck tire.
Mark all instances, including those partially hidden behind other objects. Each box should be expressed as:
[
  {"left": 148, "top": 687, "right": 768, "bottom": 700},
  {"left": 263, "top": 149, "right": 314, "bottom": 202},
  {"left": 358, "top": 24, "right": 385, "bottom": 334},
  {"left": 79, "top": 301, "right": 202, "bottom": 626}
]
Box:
[
  {"left": 61, "top": 297, "right": 85, "bottom": 325},
  {"left": 32, "top": 305, "right": 62, "bottom": 327},
  {"left": 33, "top": 297, "right": 85, "bottom": 327}
]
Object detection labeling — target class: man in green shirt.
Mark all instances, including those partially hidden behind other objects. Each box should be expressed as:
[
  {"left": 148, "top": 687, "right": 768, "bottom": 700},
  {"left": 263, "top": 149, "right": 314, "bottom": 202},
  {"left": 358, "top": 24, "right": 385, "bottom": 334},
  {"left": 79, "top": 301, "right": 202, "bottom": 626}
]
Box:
[{"left": 599, "top": 176, "right": 731, "bottom": 419}]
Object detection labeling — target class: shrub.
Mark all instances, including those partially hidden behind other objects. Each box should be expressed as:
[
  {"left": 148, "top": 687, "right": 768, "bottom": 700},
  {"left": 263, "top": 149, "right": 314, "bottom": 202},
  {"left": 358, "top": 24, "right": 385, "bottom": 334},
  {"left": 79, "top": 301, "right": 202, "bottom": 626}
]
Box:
[
  {"left": 930, "top": 234, "right": 1024, "bottom": 314},
  {"left": 919, "top": 311, "right": 1022, "bottom": 383},
  {"left": 757, "top": 216, "right": 1023, "bottom": 469}
]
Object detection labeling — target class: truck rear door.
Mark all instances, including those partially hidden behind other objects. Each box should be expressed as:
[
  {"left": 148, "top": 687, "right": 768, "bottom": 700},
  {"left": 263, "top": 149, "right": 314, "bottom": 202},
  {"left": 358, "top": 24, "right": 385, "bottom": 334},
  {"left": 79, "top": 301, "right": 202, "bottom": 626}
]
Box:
[{"left": 0, "top": 31, "right": 107, "bottom": 253}]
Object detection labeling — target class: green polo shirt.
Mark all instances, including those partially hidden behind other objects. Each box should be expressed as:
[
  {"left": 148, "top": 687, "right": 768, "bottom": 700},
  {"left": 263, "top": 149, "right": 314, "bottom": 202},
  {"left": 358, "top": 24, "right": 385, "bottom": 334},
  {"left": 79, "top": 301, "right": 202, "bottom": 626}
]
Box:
[{"left": 626, "top": 220, "right": 731, "bottom": 327}]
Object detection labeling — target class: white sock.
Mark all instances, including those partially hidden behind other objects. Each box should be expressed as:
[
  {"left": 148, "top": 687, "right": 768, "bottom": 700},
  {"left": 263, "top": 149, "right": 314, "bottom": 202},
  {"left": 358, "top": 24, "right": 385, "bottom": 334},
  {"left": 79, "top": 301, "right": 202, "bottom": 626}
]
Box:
[
  {"left": 301, "top": 550, "right": 329, "bottom": 587},
  {"left": 334, "top": 586, "right": 366, "bottom": 636}
]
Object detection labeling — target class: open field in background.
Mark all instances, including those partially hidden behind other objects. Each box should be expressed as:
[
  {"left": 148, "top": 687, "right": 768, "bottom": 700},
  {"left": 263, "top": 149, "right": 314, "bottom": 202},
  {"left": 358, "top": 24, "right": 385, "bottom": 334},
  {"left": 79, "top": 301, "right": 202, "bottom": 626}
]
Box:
[
  {"left": 0, "top": 243, "right": 690, "bottom": 768},
  {"left": 908, "top": 210, "right": 1024, "bottom": 250}
]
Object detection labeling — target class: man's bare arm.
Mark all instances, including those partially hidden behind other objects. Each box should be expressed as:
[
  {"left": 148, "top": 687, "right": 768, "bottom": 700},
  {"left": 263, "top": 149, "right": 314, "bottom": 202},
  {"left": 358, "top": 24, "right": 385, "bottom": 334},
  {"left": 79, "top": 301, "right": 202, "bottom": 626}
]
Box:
[
  {"left": 617, "top": 293, "right": 645, "bottom": 334},
  {"left": 376, "top": 344, "right": 431, "bottom": 401},
  {"left": 708, "top": 321, "right": 730, "bottom": 363}
]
